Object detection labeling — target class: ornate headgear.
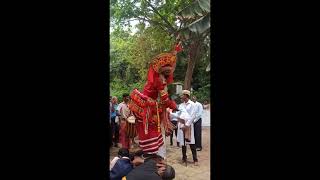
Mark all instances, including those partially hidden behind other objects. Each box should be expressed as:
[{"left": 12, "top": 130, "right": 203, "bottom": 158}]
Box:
[{"left": 151, "top": 53, "right": 177, "bottom": 73}]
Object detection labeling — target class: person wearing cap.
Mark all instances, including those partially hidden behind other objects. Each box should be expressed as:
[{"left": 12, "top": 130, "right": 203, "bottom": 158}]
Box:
[
  {"left": 192, "top": 95, "right": 203, "bottom": 151},
  {"left": 175, "top": 90, "right": 199, "bottom": 166}
]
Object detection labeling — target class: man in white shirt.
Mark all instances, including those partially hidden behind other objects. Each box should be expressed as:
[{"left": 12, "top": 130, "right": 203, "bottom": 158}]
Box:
[
  {"left": 192, "top": 96, "right": 203, "bottom": 151},
  {"left": 172, "top": 90, "right": 198, "bottom": 166}
]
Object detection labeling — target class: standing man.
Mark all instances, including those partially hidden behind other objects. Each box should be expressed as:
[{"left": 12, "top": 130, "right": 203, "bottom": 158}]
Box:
[
  {"left": 175, "top": 90, "right": 198, "bottom": 166},
  {"left": 117, "top": 93, "right": 132, "bottom": 149},
  {"left": 111, "top": 96, "right": 119, "bottom": 147},
  {"left": 192, "top": 96, "right": 203, "bottom": 151}
]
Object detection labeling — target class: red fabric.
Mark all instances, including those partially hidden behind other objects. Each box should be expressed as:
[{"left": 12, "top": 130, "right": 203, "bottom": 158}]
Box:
[
  {"left": 143, "top": 66, "right": 163, "bottom": 99},
  {"left": 166, "top": 73, "right": 174, "bottom": 84},
  {"left": 175, "top": 43, "right": 182, "bottom": 52},
  {"left": 119, "top": 122, "right": 130, "bottom": 149},
  {"left": 137, "top": 121, "right": 163, "bottom": 154},
  {"left": 128, "top": 53, "right": 178, "bottom": 153},
  {"left": 143, "top": 65, "right": 174, "bottom": 98}
]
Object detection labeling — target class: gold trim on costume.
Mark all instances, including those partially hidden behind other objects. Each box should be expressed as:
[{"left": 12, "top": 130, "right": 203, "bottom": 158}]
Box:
[{"left": 151, "top": 53, "right": 176, "bottom": 73}]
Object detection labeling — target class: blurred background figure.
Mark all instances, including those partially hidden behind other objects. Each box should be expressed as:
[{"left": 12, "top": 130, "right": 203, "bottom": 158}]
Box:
[
  {"left": 191, "top": 96, "right": 203, "bottom": 151},
  {"left": 202, "top": 100, "right": 210, "bottom": 127},
  {"left": 111, "top": 96, "right": 119, "bottom": 147}
]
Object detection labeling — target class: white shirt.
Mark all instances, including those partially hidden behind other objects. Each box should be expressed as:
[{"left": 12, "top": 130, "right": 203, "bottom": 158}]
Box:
[
  {"left": 117, "top": 102, "right": 130, "bottom": 120},
  {"left": 174, "top": 102, "right": 196, "bottom": 145},
  {"left": 168, "top": 108, "right": 178, "bottom": 122},
  {"left": 193, "top": 101, "right": 203, "bottom": 123},
  {"left": 177, "top": 99, "right": 196, "bottom": 127}
]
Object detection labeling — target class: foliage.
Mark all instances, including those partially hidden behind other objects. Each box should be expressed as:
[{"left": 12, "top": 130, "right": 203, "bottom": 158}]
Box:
[
  {"left": 192, "top": 84, "right": 210, "bottom": 104},
  {"left": 110, "top": 0, "right": 211, "bottom": 100}
]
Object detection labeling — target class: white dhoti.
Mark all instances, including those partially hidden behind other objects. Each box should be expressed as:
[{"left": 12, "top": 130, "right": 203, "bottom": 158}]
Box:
[{"left": 177, "top": 122, "right": 195, "bottom": 146}]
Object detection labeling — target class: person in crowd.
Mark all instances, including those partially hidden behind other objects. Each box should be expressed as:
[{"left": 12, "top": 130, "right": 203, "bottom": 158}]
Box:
[
  {"left": 168, "top": 107, "right": 179, "bottom": 147},
  {"left": 124, "top": 154, "right": 175, "bottom": 180},
  {"left": 111, "top": 96, "right": 119, "bottom": 147},
  {"left": 109, "top": 96, "right": 113, "bottom": 148},
  {"left": 167, "top": 97, "right": 181, "bottom": 147},
  {"left": 171, "top": 90, "right": 198, "bottom": 166},
  {"left": 110, "top": 148, "right": 133, "bottom": 180},
  {"left": 192, "top": 95, "right": 203, "bottom": 151},
  {"left": 203, "top": 100, "right": 210, "bottom": 109},
  {"left": 202, "top": 100, "right": 211, "bottom": 127},
  {"left": 130, "top": 150, "right": 144, "bottom": 168},
  {"left": 117, "top": 94, "right": 134, "bottom": 149}
]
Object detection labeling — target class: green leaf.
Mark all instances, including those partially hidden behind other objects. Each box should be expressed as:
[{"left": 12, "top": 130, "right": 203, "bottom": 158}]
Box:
[
  {"left": 198, "top": 0, "right": 210, "bottom": 12},
  {"left": 177, "top": 0, "right": 210, "bottom": 18},
  {"left": 193, "top": 4, "right": 204, "bottom": 16},
  {"left": 187, "top": 14, "right": 210, "bottom": 34}
]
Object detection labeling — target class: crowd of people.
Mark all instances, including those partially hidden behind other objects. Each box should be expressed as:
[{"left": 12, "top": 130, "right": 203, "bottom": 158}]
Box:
[
  {"left": 110, "top": 148, "right": 175, "bottom": 180},
  {"left": 109, "top": 90, "right": 209, "bottom": 179},
  {"left": 109, "top": 94, "right": 138, "bottom": 150}
]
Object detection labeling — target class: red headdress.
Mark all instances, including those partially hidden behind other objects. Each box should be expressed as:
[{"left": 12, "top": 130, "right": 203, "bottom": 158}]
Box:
[
  {"left": 129, "top": 43, "right": 182, "bottom": 137},
  {"left": 143, "top": 42, "right": 182, "bottom": 98}
]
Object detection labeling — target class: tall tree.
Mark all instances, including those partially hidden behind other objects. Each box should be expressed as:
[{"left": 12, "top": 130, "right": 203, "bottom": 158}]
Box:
[{"left": 110, "top": 0, "right": 211, "bottom": 90}]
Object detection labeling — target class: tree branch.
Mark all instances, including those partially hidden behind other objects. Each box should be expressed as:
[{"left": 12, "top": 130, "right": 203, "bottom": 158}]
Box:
[
  {"left": 145, "top": 0, "right": 177, "bottom": 35},
  {"left": 134, "top": 16, "right": 168, "bottom": 32}
]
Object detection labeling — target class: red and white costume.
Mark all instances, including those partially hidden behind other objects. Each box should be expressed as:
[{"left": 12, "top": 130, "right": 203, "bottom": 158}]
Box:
[{"left": 128, "top": 44, "right": 182, "bottom": 156}]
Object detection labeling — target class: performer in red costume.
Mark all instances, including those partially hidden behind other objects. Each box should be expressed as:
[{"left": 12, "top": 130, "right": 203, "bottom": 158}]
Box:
[{"left": 128, "top": 42, "right": 183, "bottom": 157}]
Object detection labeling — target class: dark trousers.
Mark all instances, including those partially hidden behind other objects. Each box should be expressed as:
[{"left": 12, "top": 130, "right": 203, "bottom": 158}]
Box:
[
  {"left": 111, "top": 117, "right": 119, "bottom": 144},
  {"left": 194, "top": 118, "right": 202, "bottom": 149},
  {"left": 170, "top": 121, "right": 179, "bottom": 146},
  {"left": 182, "top": 144, "right": 198, "bottom": 162}
]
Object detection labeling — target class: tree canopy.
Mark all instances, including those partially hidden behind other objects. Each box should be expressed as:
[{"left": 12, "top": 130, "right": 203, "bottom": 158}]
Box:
[{"left": 110, "top": 0, "right": 211, "bottom": 103}]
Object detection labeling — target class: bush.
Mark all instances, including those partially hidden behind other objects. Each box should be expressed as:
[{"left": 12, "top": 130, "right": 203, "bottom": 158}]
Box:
[
  {"left": 192, "top": 84, "right": 210, "bottom": 104},
  {"left": 110, "top": 79, "right": 145, "bottom": 102}
]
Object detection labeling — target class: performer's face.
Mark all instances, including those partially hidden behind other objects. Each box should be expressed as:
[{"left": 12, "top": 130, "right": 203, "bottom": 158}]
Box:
[{"left": 161, "top": 66, "right": 172, "bottom": 77}]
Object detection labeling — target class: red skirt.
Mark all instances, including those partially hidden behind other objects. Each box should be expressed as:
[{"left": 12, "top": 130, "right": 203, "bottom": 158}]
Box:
[{"left": 137, "top": 120, "right": 164, "bottom": 154}]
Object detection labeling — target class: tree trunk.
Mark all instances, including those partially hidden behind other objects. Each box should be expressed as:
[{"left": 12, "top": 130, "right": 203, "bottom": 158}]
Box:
[{"left": 183, "top": 40, "right": 201, "bottom": 90}]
